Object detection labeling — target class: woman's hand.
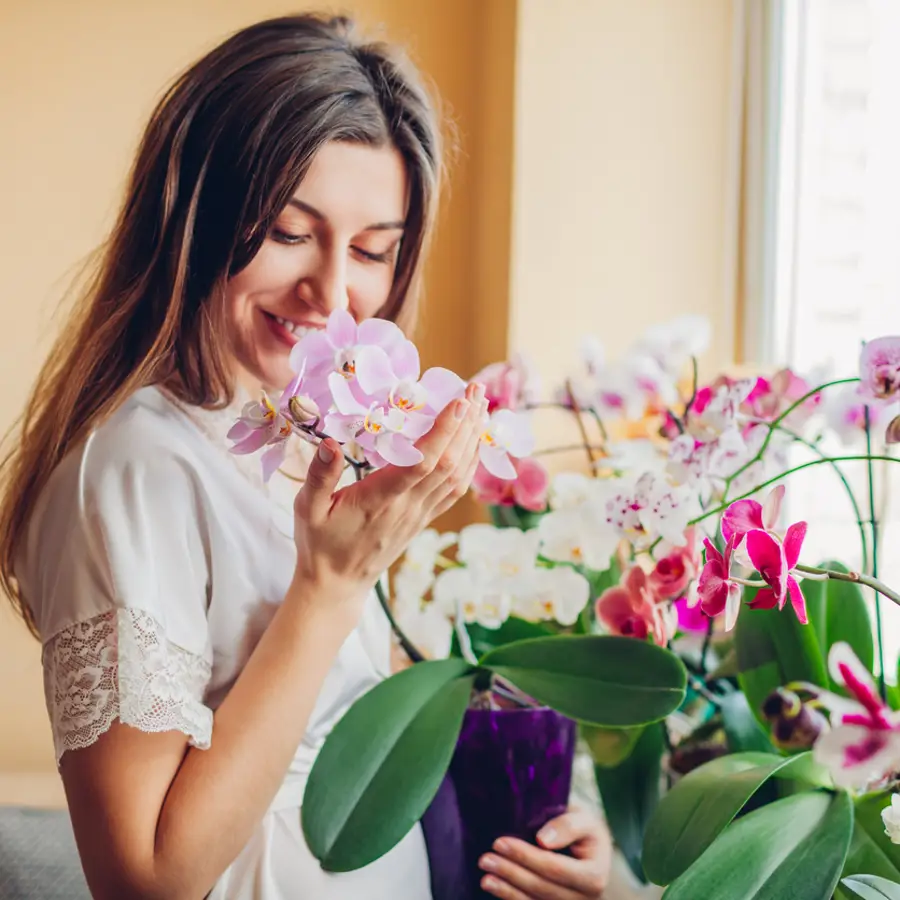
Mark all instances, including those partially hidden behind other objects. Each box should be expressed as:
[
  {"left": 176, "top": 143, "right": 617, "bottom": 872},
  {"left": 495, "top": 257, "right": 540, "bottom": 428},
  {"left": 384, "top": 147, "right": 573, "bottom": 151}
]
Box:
[
  {"left": 290, "top": 381, "right": 486, "bottom": 611},
  {"left": 478, "top": 809, "right": 611, "bottom": 899}
]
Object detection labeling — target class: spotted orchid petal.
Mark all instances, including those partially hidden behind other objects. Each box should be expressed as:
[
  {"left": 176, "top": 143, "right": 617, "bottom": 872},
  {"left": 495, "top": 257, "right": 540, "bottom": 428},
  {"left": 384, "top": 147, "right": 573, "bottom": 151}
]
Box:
[{"left": 860, "top": 336, "right": 900, "bottom": 401}]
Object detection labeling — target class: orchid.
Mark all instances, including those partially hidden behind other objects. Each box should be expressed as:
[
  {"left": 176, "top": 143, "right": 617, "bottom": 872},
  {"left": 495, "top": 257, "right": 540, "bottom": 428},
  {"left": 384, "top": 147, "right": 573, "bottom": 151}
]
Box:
[
  {"left": 470, "top": 353, "right": 540, "bottom": 412},
  {"left": 512, "top": 567, "right": 591, "bottom": 626},
  {"left": 393, "top": 597, "right": 454, "bottom": 661},
  {"left": 392, "top": 529, "right": 458, "bottom": 611},
  {"left": 860, "top": 335, "right": 900, "bottom": 401},
  {"left": 745, "top": 369, "right": 821, "bottom": 428},
  {"left": 686, "top": 380, "right": 754, "bottom": 442},
  {"left": 478, "top": 408, "right": 535, "bottom": 479},
  {"left": 744, "top": 524, "right": 809, "bottom": 624},
  {"left": 596, "top": 566, "right": 676, "bottom": 647},
  {"left": 537, "top": 501, "right": 619, "bottom": 570},
  {"left": 882, "top": 795, "right": 900, "bottom": 845},
  {"left": 721, "top": 484, "right": 785, "bottom": 545},
  {"left": 648, "top": 528, "right": 699, "bottom": 601},
  {"left": 635, "top": 313, "right": 711, "bottom": 377},
  {"left": 697, "top": 536, "right": 742, "bottom": 631},
  {"left": 605, "top": 472, "right": 696, "bottom": 548},
  {"left": 472, "top": 456, "right": 549, "bottom": 512},
  {"left": 813, "top": 643, "right": 900, "bottom": 790},
  {"left": 825, "top": 382, "right": 894, "bottom": 445},
  {"left": 666, "top": 426, "right": 749, "bottom": 503}
]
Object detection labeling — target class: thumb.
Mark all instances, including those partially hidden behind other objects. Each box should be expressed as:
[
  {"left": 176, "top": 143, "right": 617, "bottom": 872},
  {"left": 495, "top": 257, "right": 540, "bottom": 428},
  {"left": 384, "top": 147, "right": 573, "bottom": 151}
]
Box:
[{"left": 296, "top": 439, "right": 343, "bottom": 523}]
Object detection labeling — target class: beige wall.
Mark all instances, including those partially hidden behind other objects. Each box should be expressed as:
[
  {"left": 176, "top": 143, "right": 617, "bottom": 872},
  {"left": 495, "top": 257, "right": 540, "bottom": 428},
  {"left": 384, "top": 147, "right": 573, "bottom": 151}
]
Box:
[
  {"left": 0, "top": 0, "right": 509, "bottom": 780},
  {"left": 0, "top": 0, "right": 735, "bottom": 785}
]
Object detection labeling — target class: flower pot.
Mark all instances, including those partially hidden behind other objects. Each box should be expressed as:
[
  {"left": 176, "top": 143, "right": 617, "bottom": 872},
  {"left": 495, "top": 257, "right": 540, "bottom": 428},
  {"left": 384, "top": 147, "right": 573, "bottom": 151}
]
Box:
[{"left": 421, "top": 706, "right": 577, "bottom": 899}]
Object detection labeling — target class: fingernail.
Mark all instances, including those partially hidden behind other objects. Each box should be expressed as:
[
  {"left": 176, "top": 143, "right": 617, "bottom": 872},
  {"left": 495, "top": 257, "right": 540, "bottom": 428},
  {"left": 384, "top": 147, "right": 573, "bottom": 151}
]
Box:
[
  {"left": 482, "top": 876, "right": 499, "bottom": 892},
  {"left": 493, "top": 838, "right": 511, "bottom": 854},
  {"left": 317, "top": 442, "right": 335, "bottom": 463},
  {"left": 479, "top": 854, "right": 498, "bottom": 872},
  {"left": 537, "top": 826, "right": 557, "bottom": 845},
  {"left": 454, "top": 399, "right": 469, "bottom": 420},
  {"left": 475, "top": 383, "right": 486, "bottom": 401}
]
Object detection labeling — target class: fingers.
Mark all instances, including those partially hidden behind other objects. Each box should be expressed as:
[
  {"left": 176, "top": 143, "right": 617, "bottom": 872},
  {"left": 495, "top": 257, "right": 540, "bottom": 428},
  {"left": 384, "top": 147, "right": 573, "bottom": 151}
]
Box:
[
  {"left": 536, "top": 809, "right": 603, "bottom": 856},
  {"left": 479, "top": 848, "right": 585, "bottom": 900},
  {"left": 424, "top": 393, "right": 485, "bottom": 515},
  {"left": 294, "top": 439, "right": 344, "bottom": 524},
  {"left": 481, "top": 834, "right": 608, "bottom": 898}
]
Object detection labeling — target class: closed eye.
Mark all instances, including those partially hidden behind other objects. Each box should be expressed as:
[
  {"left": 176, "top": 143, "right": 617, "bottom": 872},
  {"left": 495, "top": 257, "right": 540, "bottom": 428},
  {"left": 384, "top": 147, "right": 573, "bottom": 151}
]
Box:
[
  {"left": 353, "top": 244, "right": 399, "bottom": 264},
  {"left": 271, "top": 229, "right": 311, "bottom": 246}
]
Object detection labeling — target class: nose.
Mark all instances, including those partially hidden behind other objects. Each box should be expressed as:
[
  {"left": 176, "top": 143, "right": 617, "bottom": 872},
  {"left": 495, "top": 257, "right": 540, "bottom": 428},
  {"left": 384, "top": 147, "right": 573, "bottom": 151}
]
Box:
[{"left": 298, "top": 247, "right": 349, "bottom": 315}]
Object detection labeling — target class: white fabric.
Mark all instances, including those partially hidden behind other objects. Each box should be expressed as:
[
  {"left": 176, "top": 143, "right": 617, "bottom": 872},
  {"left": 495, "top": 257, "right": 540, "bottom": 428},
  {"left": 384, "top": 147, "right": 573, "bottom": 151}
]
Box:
[{"left": 15, "top": 386, "right": 432, "bottom": 900}]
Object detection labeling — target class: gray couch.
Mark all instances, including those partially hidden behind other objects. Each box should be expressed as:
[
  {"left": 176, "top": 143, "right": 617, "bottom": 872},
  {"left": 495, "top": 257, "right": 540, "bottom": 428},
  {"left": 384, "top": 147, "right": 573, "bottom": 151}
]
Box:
[{"left": 0, "top": 806, "right": 91, "bottom": 899}]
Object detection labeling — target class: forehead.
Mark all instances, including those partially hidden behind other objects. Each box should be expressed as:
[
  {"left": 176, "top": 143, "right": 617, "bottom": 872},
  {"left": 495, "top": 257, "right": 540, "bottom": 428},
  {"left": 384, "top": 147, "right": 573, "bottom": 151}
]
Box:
[{"left": 291, "top": 141, "right": 409, "bottom": 225}]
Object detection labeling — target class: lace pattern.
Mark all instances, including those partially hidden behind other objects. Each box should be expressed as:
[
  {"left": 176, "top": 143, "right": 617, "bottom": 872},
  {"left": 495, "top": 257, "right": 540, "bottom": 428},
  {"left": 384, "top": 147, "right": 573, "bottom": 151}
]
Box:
[{"left": 43, "top": 608, "right": 213, "bottom": 763}]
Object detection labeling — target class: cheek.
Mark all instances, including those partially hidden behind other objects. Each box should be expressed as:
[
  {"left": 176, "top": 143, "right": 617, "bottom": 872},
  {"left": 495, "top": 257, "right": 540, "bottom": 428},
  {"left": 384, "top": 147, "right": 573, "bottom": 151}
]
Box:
[
  {"left": 351, "top": 264, "right": 398, "bottom": 318},
  {"left": 228, "top": 244, "right": 308, "bottom": 304}
]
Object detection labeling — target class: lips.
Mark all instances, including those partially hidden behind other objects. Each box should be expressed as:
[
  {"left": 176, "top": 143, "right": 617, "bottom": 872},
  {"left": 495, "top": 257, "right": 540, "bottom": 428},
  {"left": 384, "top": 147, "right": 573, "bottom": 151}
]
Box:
[{"left": 261, "top": 310, "right": 324, "bottom": 348}]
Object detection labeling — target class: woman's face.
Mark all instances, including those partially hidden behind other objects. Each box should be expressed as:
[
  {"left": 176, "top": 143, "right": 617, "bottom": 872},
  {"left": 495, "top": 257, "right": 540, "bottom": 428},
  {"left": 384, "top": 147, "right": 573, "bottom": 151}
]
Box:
[{"left": 225, "top": 140, "right": 409, "bottom": 389}]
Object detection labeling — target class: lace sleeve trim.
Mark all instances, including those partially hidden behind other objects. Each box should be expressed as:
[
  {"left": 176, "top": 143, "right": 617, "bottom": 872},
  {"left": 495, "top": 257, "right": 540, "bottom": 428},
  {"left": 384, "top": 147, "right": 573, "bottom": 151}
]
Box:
[{"left": 42, "top": 608, "right": 213, "bottom": 764}]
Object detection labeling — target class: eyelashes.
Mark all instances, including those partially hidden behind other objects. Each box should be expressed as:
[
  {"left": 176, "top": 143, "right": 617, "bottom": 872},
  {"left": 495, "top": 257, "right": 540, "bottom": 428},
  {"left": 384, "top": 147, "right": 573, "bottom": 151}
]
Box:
[{"left": 270, "top": 230, "right": 397, "bottom": 264}]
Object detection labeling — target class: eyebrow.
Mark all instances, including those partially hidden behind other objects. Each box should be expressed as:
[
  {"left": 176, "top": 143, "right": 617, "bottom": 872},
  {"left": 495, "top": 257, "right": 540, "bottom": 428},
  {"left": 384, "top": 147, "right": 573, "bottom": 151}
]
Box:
[{"left": 287, "top": 199, "right": 405, "bottom": 232}]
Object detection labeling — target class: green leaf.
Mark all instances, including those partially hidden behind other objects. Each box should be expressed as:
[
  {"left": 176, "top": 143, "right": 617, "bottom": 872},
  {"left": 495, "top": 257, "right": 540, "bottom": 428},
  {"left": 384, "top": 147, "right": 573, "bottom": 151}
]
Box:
[
  {"left": 302, "top": 659, "right": 475, "bottom": 871},
  {"left": 481, "top": 635, "right": 687, "bottom": 726},
  {"left": 662, "top": 791, "right": 853, "bottom": 900},
  {"left": 581, "top": 724, "right": 645, "bottom": 767},
  {"left": 842, "top": 792, "right": 900, "bottom": 886},
  {"left": 593, "top": 722, "right": 664, "bottom": 883},
  {"left": 642, "top": 752, "right": 823, "bottom": 885},
  {"left": 720, "top": 691, "right": 776, "bottom": 753},
  {"left": 842, "top": 875, "right": 900, "bottom": 900},
  {"left": 453, "top": 615, "right": 553, "bottom": 659},
  {"left": 803, "top": 559, "right": 874, "bottom": 685},
  {"left": 734, "top": 603, "right": 828, "bottom": 725},
  {"left": 488, "top": 504, "right": 545, "bottom": 530}
]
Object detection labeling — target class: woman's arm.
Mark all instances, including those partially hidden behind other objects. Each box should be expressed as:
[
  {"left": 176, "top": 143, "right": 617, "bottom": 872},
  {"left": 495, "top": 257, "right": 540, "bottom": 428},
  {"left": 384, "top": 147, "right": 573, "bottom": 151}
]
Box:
[{"left": 61, "top": 385, "right": 486, "bottom": 900}]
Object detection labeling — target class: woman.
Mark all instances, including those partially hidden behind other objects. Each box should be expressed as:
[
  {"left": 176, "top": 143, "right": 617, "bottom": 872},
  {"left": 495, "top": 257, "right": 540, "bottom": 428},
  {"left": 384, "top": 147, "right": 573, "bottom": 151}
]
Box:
[{"left": 0, "top": 14, "right": 610, "bottom": 900}]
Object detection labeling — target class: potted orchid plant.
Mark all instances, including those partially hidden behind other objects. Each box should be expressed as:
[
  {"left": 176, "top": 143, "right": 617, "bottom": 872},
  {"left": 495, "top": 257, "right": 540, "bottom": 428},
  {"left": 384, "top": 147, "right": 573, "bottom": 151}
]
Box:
[{"left": 229, "top": 308, "right": 900, "bottom": 899}]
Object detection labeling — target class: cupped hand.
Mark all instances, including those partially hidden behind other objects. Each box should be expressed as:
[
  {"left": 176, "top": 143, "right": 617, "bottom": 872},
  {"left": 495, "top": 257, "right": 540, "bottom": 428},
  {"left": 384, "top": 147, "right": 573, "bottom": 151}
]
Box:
[
  {"left": 478, "top": 808, "right": 611, "bottom": 899},
  {"left": 291, "top": 381, "right": 486, "bottom": 605}
]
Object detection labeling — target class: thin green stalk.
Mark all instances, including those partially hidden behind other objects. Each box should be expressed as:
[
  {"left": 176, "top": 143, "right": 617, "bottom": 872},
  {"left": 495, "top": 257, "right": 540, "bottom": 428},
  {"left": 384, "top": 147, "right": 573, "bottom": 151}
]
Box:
[
  {"left": 794, "top": 563, "right": 900, "bottom": 608},
  {"left": 724, "top": 378, "right": 859, "bottom": 490},
  {"left": 693, "top": 455, "right": 900, "bottom": 528},
  {"left": 865, "top": 405, "right": 886, "bottom": 700}
]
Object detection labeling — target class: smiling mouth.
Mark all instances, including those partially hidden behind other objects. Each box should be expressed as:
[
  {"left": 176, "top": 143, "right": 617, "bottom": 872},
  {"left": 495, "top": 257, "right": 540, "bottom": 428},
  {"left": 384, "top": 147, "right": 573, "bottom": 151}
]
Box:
[{"left": 262, "top": 310, "right": 324, "bottom": 344}]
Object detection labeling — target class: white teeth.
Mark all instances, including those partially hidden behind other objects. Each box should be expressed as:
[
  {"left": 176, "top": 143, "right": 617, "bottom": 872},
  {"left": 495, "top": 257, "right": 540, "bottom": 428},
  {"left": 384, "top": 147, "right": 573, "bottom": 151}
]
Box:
[{"left": 273, "top": 315, "right": 315, "bottom": 339}]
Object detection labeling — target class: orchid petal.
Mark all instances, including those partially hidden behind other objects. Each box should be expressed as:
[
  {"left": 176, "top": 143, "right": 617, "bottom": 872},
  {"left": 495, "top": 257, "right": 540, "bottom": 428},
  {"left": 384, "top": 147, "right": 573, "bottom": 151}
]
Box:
[
  {"left": 327, "top": 308, "right": 357, "bottom": 347},
  {"left": 724, "top": 582, "right": 743, "bottom": 631},
  {"left": 290, "top": 330, "right": 333, "bottom": 374},
  {"left": 748, "top": 588, "right": 778, "bottom": 610},
  {"left": 828, "top": 642, "right": 881, "bottom": 708},
  {"left": 230, "top": 425, "right": 274, "bottom": 455},
  {"left": 762, "top": 484, "right": 785, "bottom": 530},
  {"left": 227, "top": 420, "right": 253, "bottom": 442},
  {"left": 479, "top": 442, "right": 517, "bottom": 480},
  {"left": 418, "top": 367, "right": 466, "bottom": 413},
  {"left": 378, "top": 432, "right": 425, "bottom": 467},
  {"left": 787, "top": 576, "right": 808, "bottom": 624},
  {"left": 492, "top": 409, "right": 536, "bottom": 458},
  {"left": 358, "top": 316, "right": 404, "bottom": 350},
  {"left": 783, "top": 521, "right": 807, "bottom": 569},
  {"left": 721, "top": 498, "right": 763, "bottom": 543},
  {"left": 328, "top": 371, "right": 369, "bottom": 416},
  {"left": 322, "top": 413, "right": 363, "bottom": 444},
  {"left": 389, "top": 339, "right": 421, "bottom": 382},
  {"left": 260, "top": 442, "right": 287, "bottom": 482},
  {"left": 355, "top": 344, "right": 397, "bottom": 396},
  {"left": 402, "top": 410, "right": 436, "bottom": 441},
  {"left": 746, "top": 529, "right": 784, "bottom": 577}
]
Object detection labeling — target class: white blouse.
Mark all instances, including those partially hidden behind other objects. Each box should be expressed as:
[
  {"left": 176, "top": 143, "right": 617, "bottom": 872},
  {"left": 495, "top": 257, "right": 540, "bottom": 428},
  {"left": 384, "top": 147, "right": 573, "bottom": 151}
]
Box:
[{"left": 15, "top": 386, "right": 433, "bottom": 900}]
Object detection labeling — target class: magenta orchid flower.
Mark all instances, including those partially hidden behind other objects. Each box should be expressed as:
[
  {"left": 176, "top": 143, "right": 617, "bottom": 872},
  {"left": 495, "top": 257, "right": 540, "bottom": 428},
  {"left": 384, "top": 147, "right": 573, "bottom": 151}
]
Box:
[
  {"left": 860, "top": 336, "right": 900, "bottom": 401},
  {"left": 478, "top": 409, "right": 535, "bottom": 479},
  {"left": 744, "top": 524, "right": 809, "bottom": 624},
  {"left": 813, "top": 642, "right": 900, "bottom": 790},
  {"left": 721, "top": 484, "right": 785, "bottom": 544},
  {"left": 697, "top": 535, "right": 742, "bottom": 631},
  {"left": 472, "top": 456, "right": 549, "bottom": 511}
]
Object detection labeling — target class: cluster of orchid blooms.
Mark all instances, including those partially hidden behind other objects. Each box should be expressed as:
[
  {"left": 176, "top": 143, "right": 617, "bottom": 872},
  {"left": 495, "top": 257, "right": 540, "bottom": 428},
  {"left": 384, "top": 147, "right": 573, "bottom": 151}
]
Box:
[{"left": 228, "top": 311, "right": 900, "bottom": 829}]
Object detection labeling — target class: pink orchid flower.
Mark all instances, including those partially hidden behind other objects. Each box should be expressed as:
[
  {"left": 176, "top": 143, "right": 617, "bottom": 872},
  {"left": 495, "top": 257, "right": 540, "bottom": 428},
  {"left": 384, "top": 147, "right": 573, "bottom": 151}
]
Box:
[
  {"left": 596, "top": 566, "right": 675, "bottom": 647},
  {"left": 813, "top": 642, "right": 900, "bottom": 790},
  {"left": 721, "top": 484, "right": 785, "bottom": 545},
  {"left": 227, "top": 368, "right": 307, "bottom": 482},
  {"left": 472, "top": 456, "right": 549, "bottom": 511},
  {"left": 470, "top": 353, "right": 540, "bottom": 413},
  {"left": 860, "top": 336, "right": 900, "bottom": 401},
  {"left": 697, "top": 535, "right": 743, "bottom": 631},
  {"left": 744, "top": 524, "right": 809, "bottom": 624},
  {"left": 649, "top": 528, "right": 699, "bottom": 601},
  {"left": 674, "top": 596, "right": 710, "bottom": 633},
  {"left": 289, "top": 308, "right": 417, "bottom": 411},
  {"left": 478, "top": 409, "right": 535, "bottom": 479}
]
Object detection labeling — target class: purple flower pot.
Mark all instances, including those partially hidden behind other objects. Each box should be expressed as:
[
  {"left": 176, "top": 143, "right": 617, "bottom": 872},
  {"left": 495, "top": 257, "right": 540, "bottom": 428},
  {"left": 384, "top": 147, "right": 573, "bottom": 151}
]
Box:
[{"left": 421, "top": 706, "right": 577, "bottom": 900}]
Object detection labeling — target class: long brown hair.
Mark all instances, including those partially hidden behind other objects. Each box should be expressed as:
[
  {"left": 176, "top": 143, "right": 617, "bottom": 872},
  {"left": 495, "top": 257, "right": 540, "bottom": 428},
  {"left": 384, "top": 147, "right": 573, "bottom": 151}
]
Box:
[{"left": 0, "top": 14, "right": 444, "bottom": 635}]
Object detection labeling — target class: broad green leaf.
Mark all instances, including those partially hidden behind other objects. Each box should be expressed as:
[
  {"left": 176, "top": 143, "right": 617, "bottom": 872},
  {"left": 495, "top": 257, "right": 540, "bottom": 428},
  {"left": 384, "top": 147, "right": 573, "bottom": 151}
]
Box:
[
  {"left": 842, "top": 875, "right": 900, "bottom": 900},
  {"left": 481, "top": 635, "right": 687, "bottom": 726},
  {"left": 720, "top": 691, "right": 776, "bottom": 754},
  {"left": 643, "top": 752, "right": 822, "bottom": 885},
  {"left": 581, "top": 724, "right": 645, "bottom": 767},
  {"left": 453, "top": 616, "right": 553, "bottom": 659},
  {"left": 735, "top": 602, "right": 828, "bottom": 725},
  {"left": 841, "top": 792, "right": 900, "bottom": 886},
  {"left": 663, "top": 791, "right": 853, "bottom": 900},
  {"left": 593, "top": 722, "right": 664, "bottom": 883},
  {"left": 803, "top": 559, "right": 874, "bottom": 685},
  {"left": 303, "top": 659, "right": 475, "bottom": 871}
]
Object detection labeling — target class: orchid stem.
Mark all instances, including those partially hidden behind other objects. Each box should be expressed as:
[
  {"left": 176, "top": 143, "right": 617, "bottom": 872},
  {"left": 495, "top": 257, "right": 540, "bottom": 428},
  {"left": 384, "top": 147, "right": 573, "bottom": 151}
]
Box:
[
  {"left": 864, "top": 404, "right": 887, "bottom": 700},
  {"left": 794, "top": 564, "right": 900, "bottom": 608},
  {"left": 565, "top": 379, "right": 601, "bottom": 476}
]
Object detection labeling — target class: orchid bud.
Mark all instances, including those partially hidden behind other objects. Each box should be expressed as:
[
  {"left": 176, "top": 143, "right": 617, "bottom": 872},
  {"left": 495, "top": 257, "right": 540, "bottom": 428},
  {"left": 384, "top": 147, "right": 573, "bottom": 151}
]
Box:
[
  {"left": 289, "top": 395, "right": 319, "bottom": 425},
  {"left": 886, "top": 413, "right": 900, "bottom": 445},
  {"left": 762, "top": 687, "right": 828, "bottom": 750}
]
